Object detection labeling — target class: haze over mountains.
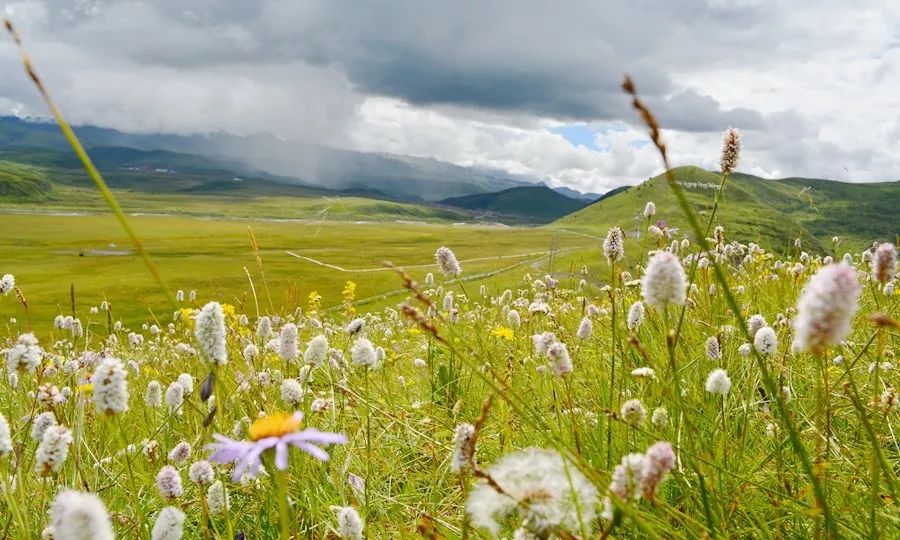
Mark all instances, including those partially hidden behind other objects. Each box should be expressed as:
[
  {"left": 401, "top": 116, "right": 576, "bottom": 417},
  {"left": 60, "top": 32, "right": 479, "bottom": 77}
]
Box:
[
  {"left": 1, "top": 116, "right": 898, "bottom": 238},
  {"left": 0, "top": 116, "right": 548, "bottom": 202}
]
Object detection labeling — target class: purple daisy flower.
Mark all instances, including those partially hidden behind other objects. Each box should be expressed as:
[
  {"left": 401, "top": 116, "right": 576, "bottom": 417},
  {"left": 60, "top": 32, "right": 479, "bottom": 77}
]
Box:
[{"left": 206, "top": 412, "right": 347, "bottom": 481}]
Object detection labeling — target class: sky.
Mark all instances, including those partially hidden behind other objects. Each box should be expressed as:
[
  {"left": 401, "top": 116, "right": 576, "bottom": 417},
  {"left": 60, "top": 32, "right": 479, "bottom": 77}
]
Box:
[{"left": 2, "top": 0, "right": 900, "bottom": 193}]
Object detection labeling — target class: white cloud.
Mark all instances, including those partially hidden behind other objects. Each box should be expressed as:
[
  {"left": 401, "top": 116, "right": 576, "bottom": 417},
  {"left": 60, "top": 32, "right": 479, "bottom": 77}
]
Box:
[{"left": 2, "top": 0, "right": 898, "bottom": 193}]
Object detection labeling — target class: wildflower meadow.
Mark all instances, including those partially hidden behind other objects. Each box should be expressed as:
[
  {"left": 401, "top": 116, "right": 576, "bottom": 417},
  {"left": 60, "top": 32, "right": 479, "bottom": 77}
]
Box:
[
  {"left": 1, "top": 123, "right": 898, "bottom": 538},
  {"left": 0, "top": 16, "right": 898, "bottom": 537}
]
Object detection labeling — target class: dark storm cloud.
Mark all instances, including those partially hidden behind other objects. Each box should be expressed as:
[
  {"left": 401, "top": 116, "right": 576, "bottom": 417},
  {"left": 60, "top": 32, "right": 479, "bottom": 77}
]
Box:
[{"left": 13, "top": 0, "right": 776, "bottom": 130}]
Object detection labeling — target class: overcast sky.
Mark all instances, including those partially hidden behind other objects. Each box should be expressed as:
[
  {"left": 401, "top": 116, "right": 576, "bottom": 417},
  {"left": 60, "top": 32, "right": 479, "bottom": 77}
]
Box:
[{"left": 3, "top": 0, "right": 899, "bottom": 193}]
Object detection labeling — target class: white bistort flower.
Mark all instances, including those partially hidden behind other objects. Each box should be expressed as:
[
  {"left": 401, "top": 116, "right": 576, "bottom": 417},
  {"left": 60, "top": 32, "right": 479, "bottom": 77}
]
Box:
[
  {"left": 466, "top": 448, "right": 598, "bottom": 536},
  {"left": 50, "top": 490, "right": 115, "bottom": 540},
  {"left": 304, "top": 335, "right": 329, "bottom": 366},
  {"left": 156, "top": 465, "right": 183, "bottom": 500},
  {"left": 871, "top": 242, "right": 897, "bottom": 284},
  {"left": 435, "top": 246, "right": 462, "bottom": 276},
  {"left": 0, "top": 413, "right": 11, "bottom": 456},
  {"left": 793, "top": 263, "right": 860, "bottom": 354},
  {"left": 91, "top": 357, "right": 129, "bottom": 415},
  {"left": 754, "top": 327, "right": 778, "bottom": 356},
  {"left": 547, "top": 342, "right": 573, "bottom": 376},
  {"left": 351, "top": 337, "right": 377, "bottom": 368},
  {"left": 603, "top": 227, "right": 625, "bottom": 264},
  {"left": 166, "top": 382, "right": 184, "bottom": 415},
  {"left": 705, "top": 336, "right": 721, "bottom": 360},
  {"left": 450, "top": 423, "right": 476, "bottom": 474},
  {"left": 747, "top": 314, "right": 767, "bottom": 337},
  {"left": 705, "top": 368, "right": 731, "bottom": 395},
  {"left": 195, "top": 302, "right": 227, "bottom": 365},
  {"left": 335, "top": 506, "right": 364, "bottom": 540},
  {"left": 36, "top": 425, "right": 73, "bottom": 475},
  {"left": 206, "top": 480, "right": 229, "bottom": 515},
  {"left": 188, "top": 460, "right": 214, "bottom": 486},
  {"left": 31, "top": 411, "right": 57, "bottom": 442},
  {"left": 280, "top": 378, "right": 304, "bottom": 406},
  {"left": 0, "top": 274, "right": 14, "bottom": 295},
  {"left": 279, "top": 323, "right": 299, "bottom": 362},
  {"left": 576, "top": 316, "right": 592, "bottom": 339},
  {"left": 621, "top": 399, "right": 646, "bottom": 426},
  {"left": 151, "top": 506, "right": 185, "bottom": 540},
  {"left": 627, "top": 301, "right": 645, "bottom": 331},
  {"left": 641, "top": 252, "right": 687, "bottom": 310},
  {"left": 6, "top": 333, "right": 42, "bottom": 374}
]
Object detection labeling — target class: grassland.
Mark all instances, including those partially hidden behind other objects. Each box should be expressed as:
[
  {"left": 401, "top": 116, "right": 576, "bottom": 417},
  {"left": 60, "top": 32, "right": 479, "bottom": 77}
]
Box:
[
  {"left": 554, "top": 166, "right": 899, "bottom": 251},
  {"left": 0, "top": 212, "right": 596, "bottom": 335}
]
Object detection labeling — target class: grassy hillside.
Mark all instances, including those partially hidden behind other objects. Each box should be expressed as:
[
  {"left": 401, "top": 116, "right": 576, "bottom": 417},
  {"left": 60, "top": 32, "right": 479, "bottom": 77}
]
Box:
[
  {"left": 0, "top": 160, "right": 52, "bottom": 201},
  {"left": 554, "top": 166, "right": 898, "bottom": 251},
  {"left": 441, "top": 185, "right": 588, "bottom": 223}
]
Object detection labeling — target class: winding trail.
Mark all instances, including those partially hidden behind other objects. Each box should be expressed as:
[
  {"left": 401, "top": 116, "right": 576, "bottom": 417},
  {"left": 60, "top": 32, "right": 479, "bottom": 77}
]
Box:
[
  {"left": 285, "top": 245, "right": 589, "bottom": 312},
  {"left": 284, "top": 247, "right": 582, "bottom": 273}
]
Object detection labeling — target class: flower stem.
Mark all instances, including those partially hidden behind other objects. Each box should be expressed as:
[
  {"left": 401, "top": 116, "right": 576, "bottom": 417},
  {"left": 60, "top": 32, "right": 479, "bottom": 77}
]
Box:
[{"left": 273, "top": 466, "right": 292, "bottom": 540}]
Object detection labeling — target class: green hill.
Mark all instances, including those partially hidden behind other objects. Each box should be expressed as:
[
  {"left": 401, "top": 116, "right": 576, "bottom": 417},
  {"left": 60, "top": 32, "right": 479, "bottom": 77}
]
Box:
[
  {"left": 553, "top": 166, "right": 899, "bottom": 251},
  {"left": 441, "top": 185, "right": 588, "bottom": 224},
  {"left": 0, "top": 161, "right": 52, "bottom": 201}
]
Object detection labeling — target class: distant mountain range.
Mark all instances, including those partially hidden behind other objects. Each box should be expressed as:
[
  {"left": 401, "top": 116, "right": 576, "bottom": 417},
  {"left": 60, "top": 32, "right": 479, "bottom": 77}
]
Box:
[
  {"left": 0, "top": 116, "right": 599, "bottom": 202},
  {"left": 440, "top": 185, "right": 589, "bottom": 224},
  {"left": 3, "top": 117, "right": 896, "bottom": 239}
]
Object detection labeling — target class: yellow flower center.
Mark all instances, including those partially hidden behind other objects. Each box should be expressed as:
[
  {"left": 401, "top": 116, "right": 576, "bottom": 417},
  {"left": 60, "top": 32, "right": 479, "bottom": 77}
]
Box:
[{"left": 249, "top": 413, "right": 301, "bottom": 441}]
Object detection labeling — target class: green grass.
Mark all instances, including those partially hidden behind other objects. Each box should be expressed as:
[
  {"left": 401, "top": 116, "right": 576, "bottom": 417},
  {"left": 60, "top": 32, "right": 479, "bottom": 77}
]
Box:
[
  {"left": 554, "top": 166, "right": 899, "bottom": 251},
  {"left": 0, "top": 227, "right": 896, "bottom": 538},
  {"left": 0, "top": 212, "right": 596, "bottom": 333},
  {"left": 441, "top": 185, "right": 588, "bottom": 224},
  {"left": 0, "top": 160, "right": 53, "bottom": 201}
]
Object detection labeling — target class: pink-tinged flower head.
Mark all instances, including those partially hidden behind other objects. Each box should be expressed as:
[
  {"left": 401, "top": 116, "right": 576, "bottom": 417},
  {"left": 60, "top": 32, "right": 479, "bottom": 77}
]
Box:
[
  {"left": 603, "top": 227, "right": 625, "bottom": 264},
  {"left": 871, "top": 243, "right": 897, "bottom": 284},
  {"left": 794, "top": 263, "right": 860, "bottom": 355},
  {"left": 435, "top": 246, "right": 462, "bottom": 276},
  {"left": 641, "top": 252, "right": 687, "bottom": 310},
  {"left": 719, "top": 128, "right": 741, "bottom": 175},
  {"left": 640, "top": 441, "right": 676, "bottom": 499},
  {"left": 206, "top": 412, "right": 346, "bottom": 481}
]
